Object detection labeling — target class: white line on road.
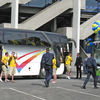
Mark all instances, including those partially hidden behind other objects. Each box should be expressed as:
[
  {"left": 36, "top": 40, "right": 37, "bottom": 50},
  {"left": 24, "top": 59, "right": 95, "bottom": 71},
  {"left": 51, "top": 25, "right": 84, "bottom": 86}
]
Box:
[
  {"left": 57, "top": 87, "right": 100, "bottom": 98},
  {"left": 9, "top": 88, "right": 46, "bottom": 100}
]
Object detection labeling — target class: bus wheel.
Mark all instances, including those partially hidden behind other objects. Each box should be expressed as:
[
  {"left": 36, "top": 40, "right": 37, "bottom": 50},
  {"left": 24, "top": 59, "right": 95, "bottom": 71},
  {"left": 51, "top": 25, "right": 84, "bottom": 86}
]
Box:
[{"left": 39, "top": 68, "right": 46, "bottom": 79}]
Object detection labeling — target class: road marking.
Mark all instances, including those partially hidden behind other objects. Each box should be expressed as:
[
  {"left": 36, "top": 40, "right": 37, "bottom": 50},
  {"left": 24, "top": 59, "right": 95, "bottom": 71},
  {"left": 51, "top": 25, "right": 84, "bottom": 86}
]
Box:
[
  {"left": 9, "top": 88, "right": 46, "bottom": 100},
  {"left": 57, "top": 87, "right": 100, "bottom": 98}
]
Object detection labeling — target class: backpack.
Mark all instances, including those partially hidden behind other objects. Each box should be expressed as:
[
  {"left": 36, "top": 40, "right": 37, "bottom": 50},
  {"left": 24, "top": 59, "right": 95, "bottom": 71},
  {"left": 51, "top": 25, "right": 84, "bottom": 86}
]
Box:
[{"left": 56, "top": 59, "right": 60, "bottom": 68}]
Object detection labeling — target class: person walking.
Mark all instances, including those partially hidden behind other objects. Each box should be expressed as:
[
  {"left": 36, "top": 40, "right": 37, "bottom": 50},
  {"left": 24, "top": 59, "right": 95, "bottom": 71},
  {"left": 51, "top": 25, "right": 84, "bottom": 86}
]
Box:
[
  {"left": 41, "top": 48, "right": 53, "bottom": 87},
  {"left": 65, "top": 53, "right": 73, "bottom": 79},
  {"left": 0, "top": 52, "right": 10, "bottom": 82},
  {"left": 52, "top": 55, "right": 57, "bottom": 83},
  {"left": 75, "top": 53, "right": 82, "bottom": 79},
  {"left": 6, "top": 51, "right": 18, "bottom": 83},
  {"left": 82, "top": 53, "right": 99, "bottom": 89}
]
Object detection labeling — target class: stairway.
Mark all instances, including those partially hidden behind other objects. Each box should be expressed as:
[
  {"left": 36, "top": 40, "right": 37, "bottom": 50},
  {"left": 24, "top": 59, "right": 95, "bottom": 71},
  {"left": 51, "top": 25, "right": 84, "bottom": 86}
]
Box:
[
  {"left": 19, "top": 0, "right": 73, "bottom": 30},
  {"left": 80, "top": 12, "right": 100, "bottom": 40}
]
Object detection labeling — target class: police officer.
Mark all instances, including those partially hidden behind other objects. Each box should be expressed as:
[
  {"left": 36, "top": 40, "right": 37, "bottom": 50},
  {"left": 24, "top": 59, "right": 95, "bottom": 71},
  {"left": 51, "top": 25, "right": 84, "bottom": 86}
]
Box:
[
  {"left": 41, "top": 48, "right": 53, "bottom": 87},
  {"left": 82, "top": 53, "right": 98, "bottom": 89}
]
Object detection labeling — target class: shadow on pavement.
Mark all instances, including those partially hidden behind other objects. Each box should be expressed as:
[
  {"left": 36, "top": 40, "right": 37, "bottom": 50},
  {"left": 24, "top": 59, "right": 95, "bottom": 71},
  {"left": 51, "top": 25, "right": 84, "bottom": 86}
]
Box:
[{"left": 31, "top": 83, "right": 45, "bottom": 87}]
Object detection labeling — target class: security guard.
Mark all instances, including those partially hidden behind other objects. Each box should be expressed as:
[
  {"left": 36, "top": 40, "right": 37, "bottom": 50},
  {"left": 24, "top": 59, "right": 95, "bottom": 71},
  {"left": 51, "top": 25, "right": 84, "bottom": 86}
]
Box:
[
  {"left": 41, "top": 48, "right": 53, "bottom": 87},
  {"left": 82, "top": 53, "right": 98, "bottom": 89}
]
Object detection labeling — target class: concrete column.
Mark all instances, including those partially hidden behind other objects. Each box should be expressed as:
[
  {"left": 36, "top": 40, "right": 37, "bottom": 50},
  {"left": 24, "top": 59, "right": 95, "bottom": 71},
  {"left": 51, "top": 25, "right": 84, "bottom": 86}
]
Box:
[
  {"left": 72, "top": 0, "right": 81, "bottom": 69},
  {"left": 11, "top": 0, "right": 19, "bottom": 28},
  {"left": 51, "top": 18, "right": 57, "bottom": 32}
]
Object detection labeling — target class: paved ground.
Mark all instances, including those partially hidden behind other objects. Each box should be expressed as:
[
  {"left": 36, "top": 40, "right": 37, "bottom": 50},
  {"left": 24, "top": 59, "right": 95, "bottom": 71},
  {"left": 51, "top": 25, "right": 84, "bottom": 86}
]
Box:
[{"left": 0, "top": 73, "right": 100, "bottom": 100}]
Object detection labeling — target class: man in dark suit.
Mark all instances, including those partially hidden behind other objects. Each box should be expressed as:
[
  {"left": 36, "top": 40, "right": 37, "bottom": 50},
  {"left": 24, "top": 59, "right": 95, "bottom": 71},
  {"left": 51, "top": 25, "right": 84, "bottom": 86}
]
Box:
[
  {"left": 41, "top": 48, "right": 53, "bottom": 87},
  {"left": 75, "top": 53, "right": 82, "bottom": 79},
  {"left": 82, "top": 53, "right": 98, "bottom": 89}
]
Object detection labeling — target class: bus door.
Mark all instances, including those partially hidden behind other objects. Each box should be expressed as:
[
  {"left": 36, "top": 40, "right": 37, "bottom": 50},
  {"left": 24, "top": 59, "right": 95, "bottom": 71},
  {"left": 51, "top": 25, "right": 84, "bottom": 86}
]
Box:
[
  {"left": 55, "top": 44, "right": 68, "bottom": 63},
  {"left": 56, "top": 43, "right": 69, "bottom": 63}
]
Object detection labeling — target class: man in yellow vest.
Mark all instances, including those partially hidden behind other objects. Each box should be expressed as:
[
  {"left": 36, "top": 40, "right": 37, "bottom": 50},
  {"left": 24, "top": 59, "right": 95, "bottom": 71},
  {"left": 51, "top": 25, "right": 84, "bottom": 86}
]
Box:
[
  {"left": 0, "top": 52, "right": 10, "bottom": 82},
  {"left": 65, "top": 53, "right": 73, "bottom": 79},
  {"left": 52, "top": 56, "right": 57, "bottom": 83}
]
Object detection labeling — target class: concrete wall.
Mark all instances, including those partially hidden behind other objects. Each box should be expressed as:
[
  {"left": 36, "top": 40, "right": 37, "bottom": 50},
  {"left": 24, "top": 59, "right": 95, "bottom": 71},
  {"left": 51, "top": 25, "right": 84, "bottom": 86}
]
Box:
[
  {"left": 56, "top": 27, "right": 73, "bottom": 39},
  {"left": 0, "top": 23, "right": 11, "bottom": 28}
]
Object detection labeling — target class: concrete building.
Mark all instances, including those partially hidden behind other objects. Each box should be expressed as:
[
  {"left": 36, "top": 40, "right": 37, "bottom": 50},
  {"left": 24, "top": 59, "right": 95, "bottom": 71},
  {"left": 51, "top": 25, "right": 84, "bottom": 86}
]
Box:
[{"left": 0, "top": 0, "right": 99, "bottom": 70}]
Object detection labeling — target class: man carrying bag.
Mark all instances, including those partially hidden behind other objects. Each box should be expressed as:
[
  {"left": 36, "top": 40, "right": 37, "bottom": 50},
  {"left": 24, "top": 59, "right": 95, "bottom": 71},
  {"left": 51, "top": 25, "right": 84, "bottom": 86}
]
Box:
[{"left": 41, "top": 48, "right": 53, "bottom": 87}]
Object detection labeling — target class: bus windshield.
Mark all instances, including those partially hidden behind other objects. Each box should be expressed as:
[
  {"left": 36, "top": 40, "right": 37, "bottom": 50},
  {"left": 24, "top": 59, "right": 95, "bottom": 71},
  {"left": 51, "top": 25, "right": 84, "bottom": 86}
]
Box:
[{"left": 45, "top": 33, "right": 60, "bottom": 43}]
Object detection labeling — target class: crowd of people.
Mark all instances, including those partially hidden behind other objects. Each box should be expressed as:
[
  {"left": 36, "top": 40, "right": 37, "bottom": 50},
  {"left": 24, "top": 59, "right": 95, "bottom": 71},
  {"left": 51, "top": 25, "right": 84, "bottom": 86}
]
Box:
[
  {"left": 41, "top": 48, "right": 99, "bottom": 89},
  {"left": 0, "top": 48, "right": 99, "bottom": 89}
]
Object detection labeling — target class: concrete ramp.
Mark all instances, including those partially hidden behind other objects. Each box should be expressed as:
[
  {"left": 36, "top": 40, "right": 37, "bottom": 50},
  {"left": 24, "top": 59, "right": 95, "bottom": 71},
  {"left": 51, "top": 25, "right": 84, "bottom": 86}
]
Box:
[
  {"left": 0, "top": 0, "right": 31, "bottom": 7},
  {"left": 80, "top": 12, "right": 100, "bottom": 40},
  {"left": 19, "top": 0, "right": 73, "bottom": 30},
  {"left": 57, "top": 12, "right": 100, "bottom": 40}
]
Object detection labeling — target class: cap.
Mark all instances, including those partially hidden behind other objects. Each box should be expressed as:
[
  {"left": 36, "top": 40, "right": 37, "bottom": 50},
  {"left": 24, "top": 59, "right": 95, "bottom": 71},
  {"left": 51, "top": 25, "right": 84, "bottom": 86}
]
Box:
[{"left": 91, "top": 53, "right": 94, "bottom": 55}]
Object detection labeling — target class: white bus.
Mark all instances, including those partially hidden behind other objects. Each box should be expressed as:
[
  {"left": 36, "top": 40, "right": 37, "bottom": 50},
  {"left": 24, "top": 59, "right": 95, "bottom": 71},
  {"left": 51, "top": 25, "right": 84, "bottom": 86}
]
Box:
[{"left": 0, "top": 28, "right": 74, "bottom": 78}]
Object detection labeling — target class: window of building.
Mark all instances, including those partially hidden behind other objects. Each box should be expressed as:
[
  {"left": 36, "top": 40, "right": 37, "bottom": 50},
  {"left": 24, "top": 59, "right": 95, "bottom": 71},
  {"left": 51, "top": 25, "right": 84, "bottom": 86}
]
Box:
[
  {"left": 46, "top": 33, "right": 60, "bottom": 43},
  {"left": 4, "top": 31, "right": 26, "bottom": 45},
  {"left": 82, "top": 0, "right": 100, "bottom": 13},
  {"left": 27, "top": 32, "right": 50, "bottom": 46},
  {"left": 0, "top": 31, "right": 3, "bottom": 44},
  {"left": 23, "top": 0, "right": 52, "bottom": 7}
]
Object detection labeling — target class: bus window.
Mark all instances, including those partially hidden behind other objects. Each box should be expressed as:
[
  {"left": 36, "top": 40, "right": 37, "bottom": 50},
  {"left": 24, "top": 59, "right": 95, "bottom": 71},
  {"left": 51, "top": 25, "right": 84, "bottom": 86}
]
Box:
[
  {"left": 45, "top": 33, "right": 60, "bottom": 43},
  {"left": 61, "top": 36, "right": 67, "bottom": 43},
  {"left": 0, "top": 31, "right": 3, "bottom": 44},
  {"left": 4, "top": 31, "right": 26, "bottom": 45},
  {"left": 27, "top": 32, "right": 50, "bottom": 46}
]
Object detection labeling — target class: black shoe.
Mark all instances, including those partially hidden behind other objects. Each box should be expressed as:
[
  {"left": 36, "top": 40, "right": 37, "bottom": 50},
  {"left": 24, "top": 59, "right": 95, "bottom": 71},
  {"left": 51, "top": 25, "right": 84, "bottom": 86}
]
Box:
[
  {"left": 44, "top": 81, "right": 48, "bottom": 87},
  {"left": 94, "top": 86, "right": 99, "bottom": 89},
  {"left": 82, "top": 85, "right": 86, "bottom": 89},
  {"left": 75, "top": 77, "right": 78, "bottom": 79},
  {"left": 47, "top": 81, "right": 49, "bottom": 87}
]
